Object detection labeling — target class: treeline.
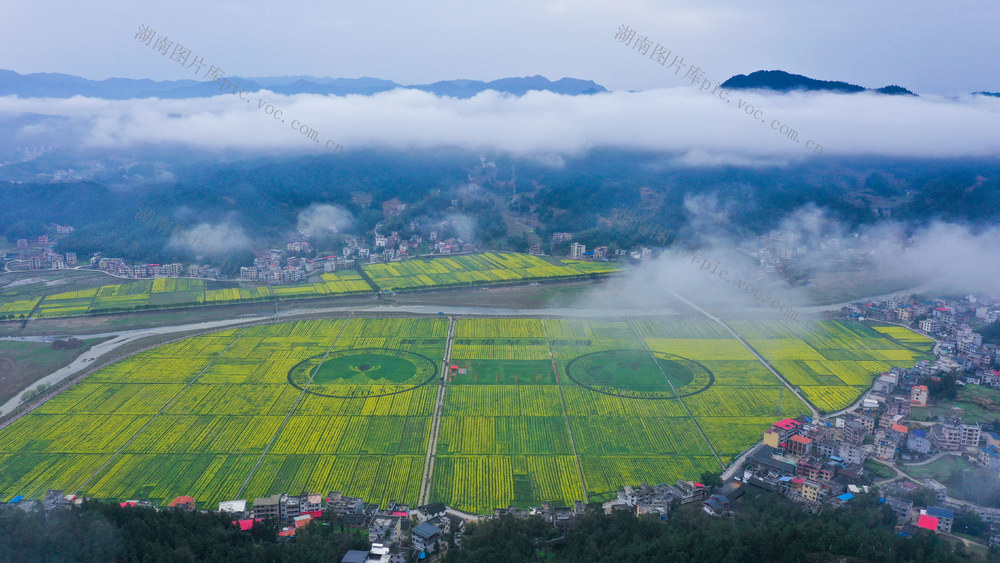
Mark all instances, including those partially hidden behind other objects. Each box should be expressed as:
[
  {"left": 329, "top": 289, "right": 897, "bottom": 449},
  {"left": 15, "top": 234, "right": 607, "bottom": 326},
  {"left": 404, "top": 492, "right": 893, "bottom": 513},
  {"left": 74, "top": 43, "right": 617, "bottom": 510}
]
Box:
[
  {"left": 0, "top": 501, "right": 368, "bottom": 562},
  {"left": 5, "top": 151, "right": 1000, "bottom": 268},
  {"left": 446, "top": 493, "right": 978, "bottom": 563}
]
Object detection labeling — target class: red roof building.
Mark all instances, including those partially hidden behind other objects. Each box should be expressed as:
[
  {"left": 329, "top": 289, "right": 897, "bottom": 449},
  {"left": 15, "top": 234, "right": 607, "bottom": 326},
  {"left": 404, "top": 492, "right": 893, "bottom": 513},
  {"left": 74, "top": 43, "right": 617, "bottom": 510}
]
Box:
[
  {"left": 787, "top": 435, "right": 813, "bottom": 457},
  {"left": 234, "top": 519, "right": 263, "bottom": 531},
  {"left": 774, "top": 419, "right": 801, "bottom": 431},
  {"left": 168, "top": 495, "right": 196, "bottom": 511},
  {"left": 917, "top": 514, "right": 939, "bottom": 531}
]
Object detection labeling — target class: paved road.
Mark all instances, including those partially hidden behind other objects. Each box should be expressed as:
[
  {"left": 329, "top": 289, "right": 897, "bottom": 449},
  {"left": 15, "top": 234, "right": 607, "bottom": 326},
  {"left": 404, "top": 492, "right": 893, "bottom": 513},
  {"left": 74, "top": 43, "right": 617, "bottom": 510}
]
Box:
[
  {"left": 419, "top": 316, "right": 456, "bottom": 506},
  {"left": 901, "top": 451, "right": 953, "bottom": 467},
  {"left": 670, "top": 291, "right": 819, "bottom": 419},
  {"left": 0, "top": 315, "right": 261, "bottom": 416},
  {"left": 871, "top": 457, "right": 992, "bottom": 511}
]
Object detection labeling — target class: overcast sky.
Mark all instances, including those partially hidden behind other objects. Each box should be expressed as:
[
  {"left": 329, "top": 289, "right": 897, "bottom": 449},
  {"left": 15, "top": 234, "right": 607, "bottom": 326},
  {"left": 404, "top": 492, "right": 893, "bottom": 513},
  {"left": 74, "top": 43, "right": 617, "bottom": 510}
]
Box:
[{"left": 2, "top": 1, "right": 999, "bottom": 95}]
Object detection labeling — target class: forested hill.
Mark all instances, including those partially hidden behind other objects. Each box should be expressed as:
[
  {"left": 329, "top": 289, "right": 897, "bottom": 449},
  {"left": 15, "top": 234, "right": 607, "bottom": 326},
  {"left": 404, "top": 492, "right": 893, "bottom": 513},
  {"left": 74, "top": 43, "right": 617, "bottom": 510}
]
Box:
[{"left": 722, "top": 70, "right": 916, "bottom": 96}]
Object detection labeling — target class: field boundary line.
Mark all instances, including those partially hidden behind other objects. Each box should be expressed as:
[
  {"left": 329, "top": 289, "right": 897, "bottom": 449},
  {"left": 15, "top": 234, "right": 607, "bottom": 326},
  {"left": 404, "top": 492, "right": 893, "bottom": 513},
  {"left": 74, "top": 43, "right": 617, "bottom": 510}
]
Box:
[
  {"left": 626, "top": 318, "right": 724, "bottom": 470},
  {"left": 418, "top": 315, "right": 455, "bottom": 505},
  {"left": 73, "top": 327, "right": 250, "bottom": 496},
  {"left": 542, "top": 319, "right": 589, "bottom": 504},
  {"left": 236, "top": 314, "right": 354, "bottom": 498},
  {"left": 668, "top": 291, "right": 819, "bottom": 419}
]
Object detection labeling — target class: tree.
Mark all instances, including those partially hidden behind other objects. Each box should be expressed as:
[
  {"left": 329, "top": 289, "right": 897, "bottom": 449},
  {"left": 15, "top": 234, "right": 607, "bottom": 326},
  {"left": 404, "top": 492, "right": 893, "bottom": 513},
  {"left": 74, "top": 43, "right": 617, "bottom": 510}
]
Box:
[
  {"left": 953, "top": 511, "right": 988, "bottom": 537},
  {"left": 699, "top": 471, "right": 723, "bottom": 491}
]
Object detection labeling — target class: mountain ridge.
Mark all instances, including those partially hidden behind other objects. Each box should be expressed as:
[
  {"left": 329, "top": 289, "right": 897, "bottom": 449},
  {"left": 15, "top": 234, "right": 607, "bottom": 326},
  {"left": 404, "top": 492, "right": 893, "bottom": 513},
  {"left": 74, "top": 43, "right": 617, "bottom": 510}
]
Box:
[
  {"left": 0, "top": 69, "right": 606, "bottom": 99},
  {"left": 721, "top": 70, "right": 917, "bottom": 96}
]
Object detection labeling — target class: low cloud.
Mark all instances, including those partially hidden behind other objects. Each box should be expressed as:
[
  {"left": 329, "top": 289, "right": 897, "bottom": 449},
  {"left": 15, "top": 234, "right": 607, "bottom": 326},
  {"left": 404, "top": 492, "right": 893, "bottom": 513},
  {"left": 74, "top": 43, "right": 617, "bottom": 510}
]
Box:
[
  {"left": 296, "top": 203, "right": 354, "bottom": 237},
  {"left": 2, "top": 87, "right": 1000, "bottom": 161},
  {"left": 167, "top": 221, "right": 250, "bottom": 259},
  {"left": 581, "top": 206, "right": 1000, "bottom": 319}
]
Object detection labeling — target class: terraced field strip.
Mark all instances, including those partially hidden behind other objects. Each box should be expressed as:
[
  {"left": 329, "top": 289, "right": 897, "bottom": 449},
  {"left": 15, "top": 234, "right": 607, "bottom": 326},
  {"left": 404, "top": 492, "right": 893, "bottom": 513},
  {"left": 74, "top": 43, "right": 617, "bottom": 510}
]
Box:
[
  {"left": 419, "top": 315, "right": 455, "bottom": 505},
  {"left": 627, "top": 318, "right": 724, "bottom": 470},
  {"left": 73, "top": 327, "right": 249, "bottom": 495},
  {"left": 236, "top": 314, "right": 354, "bottom": 498},
  {"left": 670, "top": 292, "right": 820, "bottom": 419},
  {"left": 542, "top": 319, "right": 588, "bottom": 503}
]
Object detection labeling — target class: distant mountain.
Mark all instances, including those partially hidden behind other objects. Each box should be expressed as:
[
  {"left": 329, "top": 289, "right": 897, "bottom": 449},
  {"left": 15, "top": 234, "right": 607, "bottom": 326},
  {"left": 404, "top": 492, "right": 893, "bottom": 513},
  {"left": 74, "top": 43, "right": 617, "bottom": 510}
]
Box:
[
  {"left": 0, "top": 69, "right": 606, "bottom": 99},
  {"left": 721, "top": 70, "right": 916, "bottom": 96},
  {"left": 973, "top": 91, "right": 1000, "bottom": 97}
]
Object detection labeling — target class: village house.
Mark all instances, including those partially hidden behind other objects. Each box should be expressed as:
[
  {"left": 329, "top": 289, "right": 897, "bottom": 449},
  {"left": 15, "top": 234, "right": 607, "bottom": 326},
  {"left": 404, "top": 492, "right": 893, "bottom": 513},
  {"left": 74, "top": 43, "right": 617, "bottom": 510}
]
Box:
[
  {"left": 411, "top": 522, "right": 444, "bottom": 554},
  {"left": 368, "top": 515, "right": 402, "bottom": 543}
]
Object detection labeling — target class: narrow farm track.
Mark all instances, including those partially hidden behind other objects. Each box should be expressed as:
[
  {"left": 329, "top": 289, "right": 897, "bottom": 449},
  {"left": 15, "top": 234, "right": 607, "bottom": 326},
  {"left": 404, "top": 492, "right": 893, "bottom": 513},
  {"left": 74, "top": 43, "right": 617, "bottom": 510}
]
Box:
[
  {"left": 73, "top": 327, "right": 250, "bottom": 496},
  {"left": 626, "top": 318, "right": 724, "bottom": 470},
  {"left": 542, "top": 319, "right": 588, "bottom": 504},
  {"left": 236, "top": 314, "right": 354, "bottom": 498},
  {"left": 669, "top": 291, "right": 819, "bottom": 419},
  {"left": 418, "top": 315, "right": 456, "bottom": 505}
]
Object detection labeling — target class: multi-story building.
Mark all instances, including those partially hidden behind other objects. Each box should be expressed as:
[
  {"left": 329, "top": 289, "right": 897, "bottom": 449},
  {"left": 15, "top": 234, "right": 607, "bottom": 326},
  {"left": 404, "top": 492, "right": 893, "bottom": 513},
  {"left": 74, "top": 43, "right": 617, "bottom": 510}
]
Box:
[
  {"left": 907, "top": 429, "right": 933, "bottom": 455},
  {"left": 842, "top": 420, "right": 867, "bottom": 445},
  {"left": 253, "top": 494, "right": 282, "bottom": 519},
  {"left": 786, "top": 435, "right": 813, "bottom": 458},
  {"left": 962, "top": 423, "right": 982, "bottom": 447},
  {"left": 251, "top": 493, "right": 318, "bottom": 520},
  {"left": 411, "top": 522, "right": 444, "bottom": 554},
  {"left": 919, "top": 319, "right": 942, "bottom": 334},
  {"left": 930, "top": 423, "right": 961, "bottom": 452},
  {"left": 796, "top": 457, "right": 834, "bottom": 481},
  {"left": 797, "top": 479, "right": 828, "bottom": 502},
  {"left": 368, "top": 515, "right": 401, "bottom": 542},
  {"left": 838, "top": 442, "right": 866, "bottom": 465},
  {"left": 875, "top": 438, "right": 897, "bottom": 461},
  {"left": 923, "top": 506, "right": 954, "bottom": 534},
  {"left": 325, "top": 493, "right": 364, "bottom": 515},
  {"left": 884, "top": 495, "right": 914, "bottom": 523},
  {"left": 980, "top": 445, "right": 1000, "bottom": 472},
  {"left": 569, "top": 242, "right": 586, "bottom": 259},
  {"left": 813, "top": 440, "right": 837, "bottom": 458},
  {"left": 910, "top": 385, "right": 929, "bottom": 406}
]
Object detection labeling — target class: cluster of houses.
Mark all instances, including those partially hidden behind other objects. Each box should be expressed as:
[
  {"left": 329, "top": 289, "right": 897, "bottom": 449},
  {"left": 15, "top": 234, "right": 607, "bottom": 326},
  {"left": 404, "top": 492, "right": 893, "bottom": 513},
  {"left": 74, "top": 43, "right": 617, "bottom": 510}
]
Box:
[
  {"left": 237, "top": 230, "right": 478, "bottom": 284},
  {"left": 2, "top": 230, "right": 78, "bottom": 271},
  {"left": 93, "top": 257, "right": 220, "bottom": 280},
  {"left": 736, "top": 229, "right": 888, "bottom": 277},
  {"left": 216, "top": 492, "right": 469, "bottom": 560},
  {"left": 845, "top": 293, "right": 1000, "bottom": 372},
  {"left": 743, "top": 416, "right": 870, "bottom": 507},
  {"left": 881, "top": 479, "right": 1000, "bottom": 548},
  {"left": 600, "top": 480, "right": 739, "bottom": 519},
  {"left": 3, "top": 488, "right": 468, "bottom": 562}
]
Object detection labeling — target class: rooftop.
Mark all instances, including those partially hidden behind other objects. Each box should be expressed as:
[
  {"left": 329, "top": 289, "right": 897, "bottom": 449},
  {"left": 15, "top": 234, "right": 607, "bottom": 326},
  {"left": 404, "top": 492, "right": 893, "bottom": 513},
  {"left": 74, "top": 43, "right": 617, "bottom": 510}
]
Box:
[
  {"left": 168, "top": 495, "right": 195, "bottom": 507},
  {"left": 774, "top": 419, "right": 801, "bottom": 431},
  {"left": 927, "top": 506, "right": 954, "bottom": 520},
  {"left": 412, "top": 522, "right": 443, "bottom": 539}
]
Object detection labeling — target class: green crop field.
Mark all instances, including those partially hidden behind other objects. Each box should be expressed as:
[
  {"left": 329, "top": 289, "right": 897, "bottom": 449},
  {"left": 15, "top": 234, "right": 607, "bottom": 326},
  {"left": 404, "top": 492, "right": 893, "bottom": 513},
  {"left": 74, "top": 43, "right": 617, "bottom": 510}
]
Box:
[
  {"left": 0, "top": 317, "right": 926, "bottom": 513},
  {"left": 730, "top": 320, "right": 934, "bottom": 412},
  {"left": 360, "top": 252, "right": 599, "bottom": 291},
  {"left": 1, "top": 253, "right": 624, "bottom": 320},
  {"left": 1, "top": 270, "right": 374, "bottom": 320}
]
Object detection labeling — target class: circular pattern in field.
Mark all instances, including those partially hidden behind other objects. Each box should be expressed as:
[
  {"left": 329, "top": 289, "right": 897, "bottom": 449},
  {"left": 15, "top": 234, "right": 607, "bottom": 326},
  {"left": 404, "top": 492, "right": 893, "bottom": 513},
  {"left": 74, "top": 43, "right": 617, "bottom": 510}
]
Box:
[
  {"left": 287, "top": 348, "right": 438, "bottom": 398},
  {"left": 565, "top": 349, "right": 713, "bottom": 399}
]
